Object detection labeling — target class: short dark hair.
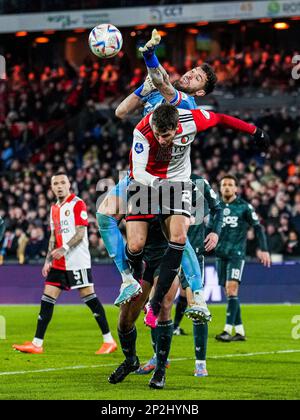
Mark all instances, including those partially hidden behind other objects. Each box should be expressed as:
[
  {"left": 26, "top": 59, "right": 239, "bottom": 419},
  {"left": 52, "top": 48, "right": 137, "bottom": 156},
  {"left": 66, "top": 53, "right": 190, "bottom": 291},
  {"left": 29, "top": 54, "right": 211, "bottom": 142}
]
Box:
[
  {"left": 152, "top": 104, "right": 179, "bottom": 132},
  {"left": 201, "top": 63, "right": 218, "bottom": 95},
  {"left": 52, "top": 172, "right": 68, "bottom": 178},
  {"left": 220, "top": 174, "right": 239, "bottom": 186}
]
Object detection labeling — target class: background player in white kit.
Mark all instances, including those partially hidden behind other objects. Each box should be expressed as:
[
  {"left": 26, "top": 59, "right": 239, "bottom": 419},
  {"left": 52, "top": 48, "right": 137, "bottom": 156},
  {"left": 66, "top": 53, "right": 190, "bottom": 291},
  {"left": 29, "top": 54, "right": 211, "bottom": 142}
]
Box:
[{"left": 13, "top": 173, "right": 117, "bottom": 355}]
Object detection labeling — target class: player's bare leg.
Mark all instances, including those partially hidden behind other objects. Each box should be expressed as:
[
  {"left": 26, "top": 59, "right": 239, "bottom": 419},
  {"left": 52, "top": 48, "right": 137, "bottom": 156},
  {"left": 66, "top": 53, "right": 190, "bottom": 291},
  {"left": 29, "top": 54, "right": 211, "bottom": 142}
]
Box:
[
  {"left": 216, "top": 280, "right": 245, "bottom": 342},
  {"left": 108, "top": 281, "right": 151, "bottom": 384},
  {"left": 97, "top": 192, "right": 142, "bottom": 306},
  {"left": 125, "top": 220, "right": 149, "bottom": 279},
  {"left": 79, "top": 285, "right": 117, "bottom": 354},
  {"left": 13, "top": 285, "right": 62, "bottom": 354}
]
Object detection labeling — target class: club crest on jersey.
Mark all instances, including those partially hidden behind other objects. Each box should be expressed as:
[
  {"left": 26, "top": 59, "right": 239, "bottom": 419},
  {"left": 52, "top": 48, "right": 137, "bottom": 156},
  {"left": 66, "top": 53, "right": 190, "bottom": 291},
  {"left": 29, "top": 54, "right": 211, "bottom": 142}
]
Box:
[
  {"left": 134, "top": 142, "right": 144, "bottom": 154},
  {"left": 65, "top": 210, "right": 70, "bottom": 216},
  {"left": 181, "top": 137, "right": 188, "bottom": 144},
  {"left": 223, "top": 208, "right": 231, "bottom": 216}
]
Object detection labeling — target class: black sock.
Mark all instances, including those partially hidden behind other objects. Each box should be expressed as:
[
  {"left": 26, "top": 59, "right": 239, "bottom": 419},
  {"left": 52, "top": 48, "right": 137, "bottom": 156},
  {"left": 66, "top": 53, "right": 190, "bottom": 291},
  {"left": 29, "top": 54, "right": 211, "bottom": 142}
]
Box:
[
  {"left": 35, "top": 294, "right": 56, "bottom": 340},
  {"left": 156, "top": 320, "right": 174, "bottom": 372},
  {"left": 125, "top": 244, "right": 144, "bottom": 280},
  {"left": 150, "top": 241, "right": 185, "bottom": 315},
  {"left": 118, "top": 327, "right": 137, "bottom": 363},
  {"left": 82, "top": 293, "right": 110, "bottom": 335},
  {"left": 174, "top": 295, "right": 188, "bottom": 329},
  {"left": 151, "top": 328, "right": 157, "bottom": 354}
]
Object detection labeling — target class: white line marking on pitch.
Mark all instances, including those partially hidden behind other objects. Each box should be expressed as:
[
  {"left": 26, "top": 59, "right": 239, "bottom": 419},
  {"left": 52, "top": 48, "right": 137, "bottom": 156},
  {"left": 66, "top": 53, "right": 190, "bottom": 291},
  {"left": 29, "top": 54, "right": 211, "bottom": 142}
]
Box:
[{"left": 1, "top": 349, "right": 300, "bottom": 377}]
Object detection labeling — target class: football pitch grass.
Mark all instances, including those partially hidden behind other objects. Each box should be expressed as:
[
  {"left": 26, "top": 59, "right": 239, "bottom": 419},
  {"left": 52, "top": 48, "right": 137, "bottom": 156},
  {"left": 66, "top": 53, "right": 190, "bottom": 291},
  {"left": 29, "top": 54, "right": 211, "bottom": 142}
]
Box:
[{"left": 0, "top": 304, "right": 300, "bottom": 400}]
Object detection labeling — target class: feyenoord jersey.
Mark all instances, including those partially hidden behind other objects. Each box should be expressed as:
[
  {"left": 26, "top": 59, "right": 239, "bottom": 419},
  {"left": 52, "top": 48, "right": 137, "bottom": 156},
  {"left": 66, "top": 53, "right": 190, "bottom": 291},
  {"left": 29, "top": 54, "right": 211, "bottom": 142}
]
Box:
[
  {"left": 129, "top": 108, "right": 256, "bottom": 185},
  {"left": 50, "top": 194, "right": 90, "bottom": 271}
]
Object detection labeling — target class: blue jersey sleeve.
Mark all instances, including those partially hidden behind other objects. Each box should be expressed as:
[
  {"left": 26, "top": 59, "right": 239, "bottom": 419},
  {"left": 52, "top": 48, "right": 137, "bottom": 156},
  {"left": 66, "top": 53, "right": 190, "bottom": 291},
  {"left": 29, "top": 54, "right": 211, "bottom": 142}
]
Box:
[
  {"left": 141, "top": 89, "right": 197, "bottom": 116},
  {"left": 169, "top": 90, "right": 197, "bottom": 110}
]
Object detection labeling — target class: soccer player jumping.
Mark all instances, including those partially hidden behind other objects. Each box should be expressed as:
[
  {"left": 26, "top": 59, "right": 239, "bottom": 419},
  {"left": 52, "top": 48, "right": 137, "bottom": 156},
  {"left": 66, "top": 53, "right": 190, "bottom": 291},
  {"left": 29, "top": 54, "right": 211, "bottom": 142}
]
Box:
[
  {"left": 97, "top": 29, "right": 217, "bottom": 310},
  {"left": 127, "top": 103, "right": 270, "bottom": 328},
  {"left": 13, "top": 173, "right": 117, "bottom": 355}
]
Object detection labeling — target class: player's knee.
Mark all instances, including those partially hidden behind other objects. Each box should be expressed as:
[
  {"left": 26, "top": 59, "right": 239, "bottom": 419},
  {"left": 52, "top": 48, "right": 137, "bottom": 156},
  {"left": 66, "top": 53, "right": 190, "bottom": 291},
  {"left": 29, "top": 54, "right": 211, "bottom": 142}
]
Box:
[
  {"left": 127, "top": 241, "right": 144, "bottom": 254},
  {"left": 159, "top": 299, "right": 173, "bottom": 321},
  {"left": 118, "top": 317, "right": 134, "bottom": 332},
  {"left": 226, "top": 283, "right": 239, "bottom": 297},
  {"left": 169, "top": 233, "right": 187, "bottom": 245}
]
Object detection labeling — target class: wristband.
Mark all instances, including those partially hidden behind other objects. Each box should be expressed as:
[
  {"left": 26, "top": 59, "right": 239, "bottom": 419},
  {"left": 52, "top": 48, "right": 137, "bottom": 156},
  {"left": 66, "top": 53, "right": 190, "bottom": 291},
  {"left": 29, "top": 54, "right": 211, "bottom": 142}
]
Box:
[
  {"left": 143, "top": 52, "right": 160, "bottom": 69},
  {"left": 134, "top": 83, "right": 145, "bottom": 99},
  {"left": 63, "top": 244, "right": 70, "bottom": 253}
]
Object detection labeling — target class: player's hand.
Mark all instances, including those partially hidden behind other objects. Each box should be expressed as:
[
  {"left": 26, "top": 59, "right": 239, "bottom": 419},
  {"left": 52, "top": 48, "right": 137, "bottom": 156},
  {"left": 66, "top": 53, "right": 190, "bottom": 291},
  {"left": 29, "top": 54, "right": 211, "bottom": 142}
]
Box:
[
  {"left": 257, "top": 250, "right": 271, "bottom": 268},
  {"left": 51, "top": 247, "right": 67, "bottom": 260},
  {"left": 42, "top": 262, "right": 52, "bottom": 278},
  {"left": 204, "top": 232, "right": 219, "bottom": 252},
  {"left": 253, "top": 128, "right": 270, "bottom": 153},
  {"left": 140, "top": 75, "right": 156, "bottom": 96},
  {"left": 139, "top": 29, "right": 161, "bottom": 54}
]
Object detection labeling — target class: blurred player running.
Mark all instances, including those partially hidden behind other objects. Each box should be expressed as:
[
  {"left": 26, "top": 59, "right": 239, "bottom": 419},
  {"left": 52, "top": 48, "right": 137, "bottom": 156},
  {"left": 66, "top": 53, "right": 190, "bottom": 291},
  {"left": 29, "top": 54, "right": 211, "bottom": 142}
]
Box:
[
  {"left": 96, "top": 29, "right": 217, "bottom": 308},
  {"left": 13, "top": 173, "right": 117, "bottom": 355},
  {"left": 214, "top": 175, "right": 271, "bottom": 342}
]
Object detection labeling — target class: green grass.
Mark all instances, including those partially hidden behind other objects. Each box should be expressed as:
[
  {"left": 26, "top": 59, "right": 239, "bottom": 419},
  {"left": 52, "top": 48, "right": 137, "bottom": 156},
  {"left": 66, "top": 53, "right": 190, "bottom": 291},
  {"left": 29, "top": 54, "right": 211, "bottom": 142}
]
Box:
[{"left": 0, "top": 304, "right": 300, "bottom": 400}]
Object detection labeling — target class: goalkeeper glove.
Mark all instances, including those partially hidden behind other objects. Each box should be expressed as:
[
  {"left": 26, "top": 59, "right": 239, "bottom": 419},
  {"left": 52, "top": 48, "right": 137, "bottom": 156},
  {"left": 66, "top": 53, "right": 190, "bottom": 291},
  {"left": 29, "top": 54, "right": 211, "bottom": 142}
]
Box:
[
  {"left": 139, "top": 29, "right": 161, "bottom": 57},
  {"left": 134, "top": 75, "right": 156, "bottom": 99}
]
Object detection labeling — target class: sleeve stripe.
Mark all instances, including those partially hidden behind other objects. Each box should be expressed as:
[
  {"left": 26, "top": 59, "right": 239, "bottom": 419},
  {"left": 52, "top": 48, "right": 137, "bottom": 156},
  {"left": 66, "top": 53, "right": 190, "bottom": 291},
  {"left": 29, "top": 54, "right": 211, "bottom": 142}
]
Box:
[{"left": 170, "top": 90, "right": 182, "bottom": 106}]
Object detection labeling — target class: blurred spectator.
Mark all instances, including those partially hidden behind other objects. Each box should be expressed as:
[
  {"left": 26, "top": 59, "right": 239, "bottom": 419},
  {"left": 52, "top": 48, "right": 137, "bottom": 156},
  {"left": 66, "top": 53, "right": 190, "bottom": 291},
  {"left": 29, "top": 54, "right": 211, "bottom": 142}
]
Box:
[
  {"left": 285, "top": 231, "right": 300, "bottom": 256},
  {"left": 266, "top": 224, "right": 285, "bottom": 255},
  {"left": 24, "top": 226, "right": 47, "bottom": 262}
]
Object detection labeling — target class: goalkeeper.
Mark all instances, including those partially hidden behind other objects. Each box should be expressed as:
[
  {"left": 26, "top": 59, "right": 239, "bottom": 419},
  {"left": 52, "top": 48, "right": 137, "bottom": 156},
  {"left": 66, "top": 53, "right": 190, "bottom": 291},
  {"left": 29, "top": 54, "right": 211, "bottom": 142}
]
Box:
[{"left": 97, "top": 29, "right": 218, "bottom": 315}]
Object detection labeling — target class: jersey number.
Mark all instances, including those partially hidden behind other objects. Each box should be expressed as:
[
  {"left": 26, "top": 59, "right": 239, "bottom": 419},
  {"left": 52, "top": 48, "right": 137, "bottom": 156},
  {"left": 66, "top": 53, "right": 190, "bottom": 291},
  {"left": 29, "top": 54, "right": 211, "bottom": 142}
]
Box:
[{"left": 231, "top": 269, "right": 240, "bottom": 280}]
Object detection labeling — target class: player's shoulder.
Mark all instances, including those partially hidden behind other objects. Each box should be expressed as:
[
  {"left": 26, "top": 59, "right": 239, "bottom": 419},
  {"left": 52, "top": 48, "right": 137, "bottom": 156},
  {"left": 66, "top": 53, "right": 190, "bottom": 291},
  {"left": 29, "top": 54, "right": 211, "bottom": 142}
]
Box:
[
  {"left": 176, "top": 91, "right": 197, "bottom": 108},
  {"left": 135, "top": 113, "right": 152, "bottom": 135},
  {"left": 238, "top": 197, "right": 253, "bottom": 210},
  {"left": 71, "top": 195, "right": 86, "bottom": 206}
]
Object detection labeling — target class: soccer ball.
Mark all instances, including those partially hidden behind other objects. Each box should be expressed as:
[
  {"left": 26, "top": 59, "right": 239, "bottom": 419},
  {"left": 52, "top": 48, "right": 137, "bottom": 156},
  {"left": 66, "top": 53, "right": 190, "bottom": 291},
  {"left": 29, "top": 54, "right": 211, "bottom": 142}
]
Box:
[{"left": 88, "top": 23, "right": 123, "bottom": 58}]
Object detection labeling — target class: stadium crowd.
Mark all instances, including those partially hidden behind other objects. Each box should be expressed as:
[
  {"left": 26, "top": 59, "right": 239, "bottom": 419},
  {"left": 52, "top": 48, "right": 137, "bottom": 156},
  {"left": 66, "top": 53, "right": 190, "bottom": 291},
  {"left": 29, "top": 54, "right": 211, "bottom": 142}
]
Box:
[{"left": 0, "top": 46, "right": 300, "bottom": 263}]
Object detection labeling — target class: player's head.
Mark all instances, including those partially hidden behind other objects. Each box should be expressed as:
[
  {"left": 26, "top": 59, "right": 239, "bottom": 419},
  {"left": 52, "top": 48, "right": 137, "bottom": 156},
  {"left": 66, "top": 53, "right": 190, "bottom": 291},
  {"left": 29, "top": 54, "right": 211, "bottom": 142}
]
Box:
[
  {"left": 152, "top": 104, "right": 179, "bottom": 148},
  {"left": 220, "top": 175, "right": 238, "bottom": 201},
  {"left": 173, "top": 63, "right": 217, "bottom": 97},
  {"left": 51, "top": 172, "right": 71, "bottom": 201}
]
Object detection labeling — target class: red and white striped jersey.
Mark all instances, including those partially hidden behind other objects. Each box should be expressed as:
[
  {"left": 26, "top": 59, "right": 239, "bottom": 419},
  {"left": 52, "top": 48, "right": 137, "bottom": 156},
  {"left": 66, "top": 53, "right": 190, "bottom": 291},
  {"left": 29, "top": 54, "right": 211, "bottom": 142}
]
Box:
[
  {"left": 130, "top": 108, "right": 256, "bottom": 185},
  {"left": 50, "top": 194, "right": 90, "bottom": 271}
]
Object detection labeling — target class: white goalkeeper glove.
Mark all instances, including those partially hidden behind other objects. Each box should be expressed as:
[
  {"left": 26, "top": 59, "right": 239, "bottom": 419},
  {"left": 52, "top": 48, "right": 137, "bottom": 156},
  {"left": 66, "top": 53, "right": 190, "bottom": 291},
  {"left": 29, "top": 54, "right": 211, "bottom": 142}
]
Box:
[{"left": 139, "top": 29, "right": 161, "bottom": 54}]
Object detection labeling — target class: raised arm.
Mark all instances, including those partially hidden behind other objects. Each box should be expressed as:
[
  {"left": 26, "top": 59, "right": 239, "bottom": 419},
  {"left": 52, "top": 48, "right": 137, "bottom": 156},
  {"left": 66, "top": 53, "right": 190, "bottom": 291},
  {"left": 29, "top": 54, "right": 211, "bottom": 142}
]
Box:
[{"left": 139, "top": 29, "right": 178, "bottom": 102}]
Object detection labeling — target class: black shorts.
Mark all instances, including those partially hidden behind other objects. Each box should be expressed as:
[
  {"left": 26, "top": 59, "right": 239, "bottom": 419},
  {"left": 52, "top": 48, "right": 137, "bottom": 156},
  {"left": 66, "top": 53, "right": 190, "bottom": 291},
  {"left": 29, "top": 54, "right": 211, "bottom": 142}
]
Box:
[
  {"left": 126, "top": 179, "right": 192, "bottom": 222},
  {"left": 45, "top": 268, "right": 93, "bottom": 291}
]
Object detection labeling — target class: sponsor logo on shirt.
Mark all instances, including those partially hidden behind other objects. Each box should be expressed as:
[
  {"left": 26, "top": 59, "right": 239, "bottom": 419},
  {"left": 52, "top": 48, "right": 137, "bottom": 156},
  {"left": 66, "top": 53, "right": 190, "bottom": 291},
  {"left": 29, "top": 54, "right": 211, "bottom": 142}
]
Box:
[
  {"left": 223, "top": 216, "right": 239, "bottom": 228},
  {"left": 134, "top": 142, "right": 144, "bottom": 154}
]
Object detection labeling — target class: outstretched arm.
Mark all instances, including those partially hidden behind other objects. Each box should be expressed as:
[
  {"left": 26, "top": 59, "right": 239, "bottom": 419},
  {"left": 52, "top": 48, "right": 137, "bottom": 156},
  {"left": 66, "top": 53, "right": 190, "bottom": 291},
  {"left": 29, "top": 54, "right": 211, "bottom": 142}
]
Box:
[
  {"left": 139, "top": 29, "right": 178, "bottom": 102},
  {"left": 192, "top": 109, "right": 270, "bottom": 151}
]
